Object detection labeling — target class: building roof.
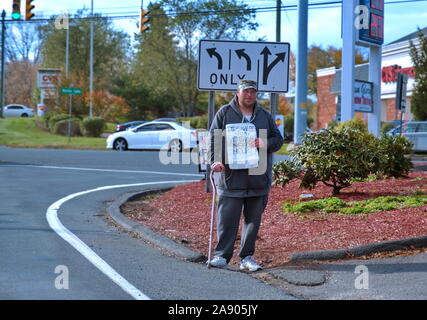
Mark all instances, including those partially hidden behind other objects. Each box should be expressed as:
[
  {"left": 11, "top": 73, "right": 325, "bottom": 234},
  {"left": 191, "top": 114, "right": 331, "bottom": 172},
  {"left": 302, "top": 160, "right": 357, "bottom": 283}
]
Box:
[{"left": 387, "top": 26, "right": 427, "bottom": 45}]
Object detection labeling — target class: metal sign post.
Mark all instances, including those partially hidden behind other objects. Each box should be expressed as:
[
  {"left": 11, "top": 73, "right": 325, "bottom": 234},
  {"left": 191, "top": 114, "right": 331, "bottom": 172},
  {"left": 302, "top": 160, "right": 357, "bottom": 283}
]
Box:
[
  {"left": 60, "top": 87, "right": 82, "bottom": 142},
  {"left": 206, "top": 91, "right": 215, "bottom": 192},
  {"left": 294, "top": 0, "right": 308, "bottom": 144},
  {"left": 395, "top": 72, "right": 408, "bottom": 113},
  {"left": 68, "top": 94, "right": 73, "bottom": 142},
  {"left": 396, "top": 72, "right": 408, "bottom": 136},
  {"left": 342, "top": 0, "right": 384, "bottom": 136},
  {"left": 0, "top": 10, "right": 6, "bottom": 118}
]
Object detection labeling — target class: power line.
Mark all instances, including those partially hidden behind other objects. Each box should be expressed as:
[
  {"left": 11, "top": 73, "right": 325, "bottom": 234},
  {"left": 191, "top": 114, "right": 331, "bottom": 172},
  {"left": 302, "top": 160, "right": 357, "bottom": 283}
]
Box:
[{"left": 3, "top": 0, "right": 427, "bottom": 24}]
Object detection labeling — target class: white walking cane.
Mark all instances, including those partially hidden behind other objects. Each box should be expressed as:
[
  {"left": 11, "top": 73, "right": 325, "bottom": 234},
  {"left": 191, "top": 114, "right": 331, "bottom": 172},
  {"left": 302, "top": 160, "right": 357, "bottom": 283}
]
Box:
[{"left": 207, "top": 169, "right": 218, "bottom": 268}]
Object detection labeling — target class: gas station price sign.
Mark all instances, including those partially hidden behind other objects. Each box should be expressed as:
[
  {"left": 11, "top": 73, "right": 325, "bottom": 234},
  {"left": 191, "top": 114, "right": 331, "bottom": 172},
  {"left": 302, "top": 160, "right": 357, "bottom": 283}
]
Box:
[{"left": 358, "top": 0, "right": 384, "bottom": 46}]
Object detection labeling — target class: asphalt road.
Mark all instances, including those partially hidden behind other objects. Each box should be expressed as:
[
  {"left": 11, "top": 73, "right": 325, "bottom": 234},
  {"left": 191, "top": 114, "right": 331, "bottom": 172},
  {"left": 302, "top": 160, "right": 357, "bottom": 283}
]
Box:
[
  {"left": 0, "top": 146, "right": 294, "bottom": 300},
  {"left": 1, "top": 146, "right": 426, "bottom": 301}
]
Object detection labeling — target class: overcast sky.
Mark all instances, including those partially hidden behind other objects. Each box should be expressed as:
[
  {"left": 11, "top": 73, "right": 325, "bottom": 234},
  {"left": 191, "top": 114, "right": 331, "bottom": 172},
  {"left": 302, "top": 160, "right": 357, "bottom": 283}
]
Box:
[{"left": 2, "top": 0, "right": 427, "bottom": 50}]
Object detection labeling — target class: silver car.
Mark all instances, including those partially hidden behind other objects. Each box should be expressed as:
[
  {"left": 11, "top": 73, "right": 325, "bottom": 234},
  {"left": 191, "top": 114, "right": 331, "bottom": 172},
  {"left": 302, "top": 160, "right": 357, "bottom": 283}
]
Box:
[
  {"left": 2, "top": 104, "right": 34, "bottom": 117},
  {"left": 387, "top": 121, "right": 427, "bottom": 152}
]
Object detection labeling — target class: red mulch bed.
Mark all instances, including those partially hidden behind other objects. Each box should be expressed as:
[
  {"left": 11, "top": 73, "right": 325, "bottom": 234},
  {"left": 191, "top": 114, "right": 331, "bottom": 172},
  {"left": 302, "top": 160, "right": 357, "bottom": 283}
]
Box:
[{"left": 121, "top": 171, "right": 427, "bottom": 268}]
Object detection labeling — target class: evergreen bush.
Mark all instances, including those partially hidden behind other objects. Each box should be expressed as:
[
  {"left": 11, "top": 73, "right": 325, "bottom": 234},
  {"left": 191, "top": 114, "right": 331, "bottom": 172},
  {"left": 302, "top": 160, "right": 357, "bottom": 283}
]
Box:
[
  {"left": 81, "top": 117, "right": 106, "bottom": 137},
  {"left": 273, "top": 119, "right": 413, "bottom": 195},
  {"left": 48, "top": 114, "right": 70, "bottom": 132},
  {"left": 52, "top": 118, "right": 82, "bottom": 136}
]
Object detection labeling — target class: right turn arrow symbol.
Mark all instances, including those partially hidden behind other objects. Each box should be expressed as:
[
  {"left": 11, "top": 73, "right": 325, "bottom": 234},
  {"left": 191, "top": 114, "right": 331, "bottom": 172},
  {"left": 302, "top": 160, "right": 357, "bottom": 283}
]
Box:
[{"left": 261, "top": 46, "right": 286, "bottom": 85}]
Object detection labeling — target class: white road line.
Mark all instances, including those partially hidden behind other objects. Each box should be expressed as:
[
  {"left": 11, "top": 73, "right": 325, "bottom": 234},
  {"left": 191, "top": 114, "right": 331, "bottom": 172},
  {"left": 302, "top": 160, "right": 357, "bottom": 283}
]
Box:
[
  {"left": 46, "top": 180, "right": 199, "bottom": 300},
  {"left": 3, "top": 164, "right": 204, "bottom": 177}
]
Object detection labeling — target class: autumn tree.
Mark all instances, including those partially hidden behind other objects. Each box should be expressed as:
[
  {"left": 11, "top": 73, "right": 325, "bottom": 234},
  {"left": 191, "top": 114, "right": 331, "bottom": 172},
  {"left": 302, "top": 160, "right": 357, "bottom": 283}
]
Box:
[
  {"left": 5, "top": 60, "right": 38, "bottom": 106},
  {"left": 38, "top": 9, "right": 130, "bottom": 115},
  {"left": 135, "top": 0, "right": 258, "bottom": 116},
  {"left": 410, "top": 29, "right": 427, "bottom": 120},
  {"left": 4, "top": 22, "right": 41, "bottom": 106},
  {"left": 308, "top": 45, "right": 367, "bottom": 94}
]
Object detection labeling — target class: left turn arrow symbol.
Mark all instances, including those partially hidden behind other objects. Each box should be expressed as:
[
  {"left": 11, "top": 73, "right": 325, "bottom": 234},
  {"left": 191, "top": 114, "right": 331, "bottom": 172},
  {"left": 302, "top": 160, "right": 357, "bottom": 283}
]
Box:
[
  {"left": 235, "top": 49, "right": 251, "bottom": 71},
  {"left": 206, "top": 48, "right": 223, "bottom": 70}
]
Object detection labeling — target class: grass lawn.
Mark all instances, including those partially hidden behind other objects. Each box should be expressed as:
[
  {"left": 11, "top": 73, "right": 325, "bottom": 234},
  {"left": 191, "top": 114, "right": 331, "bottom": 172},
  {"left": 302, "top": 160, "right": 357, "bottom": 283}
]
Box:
[
  {"left": 275, "top": 143, "right": 289, "bottom": 155},
  {"left": 0, "top": 117, "right": 291, "bottom": 153},
  {"left": 0, "top": 117, "right": 108, "bottom": 150}
]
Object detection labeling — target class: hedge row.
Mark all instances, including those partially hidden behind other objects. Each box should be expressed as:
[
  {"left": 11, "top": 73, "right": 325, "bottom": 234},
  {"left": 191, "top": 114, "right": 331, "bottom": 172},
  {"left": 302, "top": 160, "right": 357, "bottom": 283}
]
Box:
[{"left": 44, "top": 112, "right": 106, "bottom": 137}]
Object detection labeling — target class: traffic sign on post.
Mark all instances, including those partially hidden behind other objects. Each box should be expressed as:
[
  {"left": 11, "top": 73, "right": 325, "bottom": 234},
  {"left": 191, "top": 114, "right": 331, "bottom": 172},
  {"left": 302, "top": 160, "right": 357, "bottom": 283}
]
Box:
[
  {"left": 60, "top": 87, "right": 82, "bottom": 95},
  {"left": 198, "top": 40, "right": 290, "bottom": 93},
  {"left": 395, "top": 72, "right": 408, "bottom": 112}
]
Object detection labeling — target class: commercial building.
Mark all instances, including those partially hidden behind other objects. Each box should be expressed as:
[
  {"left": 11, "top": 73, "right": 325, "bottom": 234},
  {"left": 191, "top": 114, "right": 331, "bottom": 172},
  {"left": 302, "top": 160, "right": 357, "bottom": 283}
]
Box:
[{"left": 315, "top": 26, "right": 425, "bottom": 130}]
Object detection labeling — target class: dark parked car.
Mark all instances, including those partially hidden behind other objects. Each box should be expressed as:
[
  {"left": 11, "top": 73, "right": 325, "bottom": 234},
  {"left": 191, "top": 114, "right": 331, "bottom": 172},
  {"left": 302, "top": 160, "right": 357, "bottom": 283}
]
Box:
[{"left": 115, "top": 121, "right": 146, "bottom": 132}]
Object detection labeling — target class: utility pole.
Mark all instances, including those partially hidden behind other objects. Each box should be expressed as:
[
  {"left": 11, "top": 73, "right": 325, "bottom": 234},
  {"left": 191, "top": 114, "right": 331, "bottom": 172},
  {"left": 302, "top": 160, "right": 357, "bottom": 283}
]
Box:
[
  {"left": 341, "top": 0, "right": 357, "bottom": 122},
  {"left": 270, "top": 0, "right": 281, "bottom": 119},
  {"left": 66, "top": 21, "right": 70, "bottom": 77},
  {"left": 294, "top": 0, "right": 308, "bottom": 144},
  {"left": 0, "top": 10, "right": 6, "bottom": 118},
  {"left": 89, "top": 0, "right": 94, "bottom": 117}
]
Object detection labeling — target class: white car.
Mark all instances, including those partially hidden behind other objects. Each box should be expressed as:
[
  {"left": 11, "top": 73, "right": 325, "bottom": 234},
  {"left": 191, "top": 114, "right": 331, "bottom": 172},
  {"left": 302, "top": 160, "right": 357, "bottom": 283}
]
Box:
[
  {"left": 2, "top": 104, "right": 34, "bottom": 117},
  {"left": 387, "top": 121, "right": 427, "bottom": 152},
  {"left": 106, "top": 121, "right": 198, "bottom": 152}
]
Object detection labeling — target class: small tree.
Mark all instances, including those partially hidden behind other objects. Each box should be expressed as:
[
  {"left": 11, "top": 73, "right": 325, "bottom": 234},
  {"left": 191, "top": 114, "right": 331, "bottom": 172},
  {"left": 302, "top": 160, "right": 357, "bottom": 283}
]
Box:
[{"left": 410, "top": 30, "right": 427, "bottom": 120}]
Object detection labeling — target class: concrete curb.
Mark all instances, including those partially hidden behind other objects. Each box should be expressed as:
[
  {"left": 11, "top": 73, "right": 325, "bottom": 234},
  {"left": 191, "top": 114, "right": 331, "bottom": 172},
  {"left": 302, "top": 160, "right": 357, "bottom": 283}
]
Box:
[
  {"left": 106, "top": 189, "right": 206, "bottom": 263},
  {"left": 107, "top": 187, "right": 427, "bottom": 267},
  {"left": 289, "top": 235, "right": 427, "bottom": 263}
]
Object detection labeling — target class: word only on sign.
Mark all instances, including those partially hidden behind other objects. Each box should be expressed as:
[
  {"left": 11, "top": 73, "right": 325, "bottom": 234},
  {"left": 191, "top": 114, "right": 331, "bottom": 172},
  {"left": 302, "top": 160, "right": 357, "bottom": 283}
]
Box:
[{"left": 198, "top": 40, "right": 290, "bottom": 93}]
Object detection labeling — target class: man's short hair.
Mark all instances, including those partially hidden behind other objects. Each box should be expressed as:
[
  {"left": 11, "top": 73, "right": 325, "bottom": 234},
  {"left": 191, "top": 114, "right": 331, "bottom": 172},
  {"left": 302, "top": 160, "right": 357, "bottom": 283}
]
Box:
[{"left": 238, "top": 80, "right": 258, "bottom": 91}]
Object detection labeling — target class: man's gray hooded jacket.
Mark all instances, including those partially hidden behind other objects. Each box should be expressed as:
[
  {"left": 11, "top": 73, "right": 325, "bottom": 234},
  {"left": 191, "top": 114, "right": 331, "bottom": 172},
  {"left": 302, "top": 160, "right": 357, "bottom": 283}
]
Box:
[{"left": 209, "top": 96, "right": 284, "bottom": 198}]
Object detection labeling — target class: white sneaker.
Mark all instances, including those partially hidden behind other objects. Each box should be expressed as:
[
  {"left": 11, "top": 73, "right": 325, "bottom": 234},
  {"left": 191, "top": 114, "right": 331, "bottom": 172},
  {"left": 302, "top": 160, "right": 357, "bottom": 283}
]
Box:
[
  {"left": 208, "top": 256, "right": 228, "bottom": 268},
  {"left": 240, "top": 256, "right": 262, "bottom": 272}
]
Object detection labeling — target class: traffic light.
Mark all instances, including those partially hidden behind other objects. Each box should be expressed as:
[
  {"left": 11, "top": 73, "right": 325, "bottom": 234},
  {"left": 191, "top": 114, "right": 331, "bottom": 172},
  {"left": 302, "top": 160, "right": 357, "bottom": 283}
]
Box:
[
  {"left": 139, "top": 9, "right": 150, "bottom": 33},
  {"left": 12, "top": 0, "right": 21, "bottom": 20},
  {"left": 25, "top": 0, "right": 35, "bottom": 21}
]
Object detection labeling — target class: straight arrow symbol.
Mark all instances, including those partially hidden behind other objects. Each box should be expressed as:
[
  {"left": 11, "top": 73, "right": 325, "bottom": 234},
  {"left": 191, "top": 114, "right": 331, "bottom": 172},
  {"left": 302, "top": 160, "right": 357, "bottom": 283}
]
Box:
[
  {"left": 206, "top": 47, "right": 223, "bottom": 70},
  {"left": 235, "top": 49, "right": 251, "bottom": 71},
  {"left": 261, "top": 46, "right": 286, "bottom": 85}
]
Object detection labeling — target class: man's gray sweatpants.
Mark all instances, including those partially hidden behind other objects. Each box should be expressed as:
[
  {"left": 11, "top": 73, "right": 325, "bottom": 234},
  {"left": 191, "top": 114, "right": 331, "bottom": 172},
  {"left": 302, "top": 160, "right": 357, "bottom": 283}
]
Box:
[{"left": 215, "top": 195, "right": 268, "bottom": 263}]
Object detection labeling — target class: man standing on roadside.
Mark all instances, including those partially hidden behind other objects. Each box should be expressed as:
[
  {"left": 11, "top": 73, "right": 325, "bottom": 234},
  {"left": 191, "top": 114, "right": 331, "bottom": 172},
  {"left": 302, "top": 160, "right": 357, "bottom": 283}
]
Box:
[{"left": 208, "top": 79, "right": 283, "bottom": 271}]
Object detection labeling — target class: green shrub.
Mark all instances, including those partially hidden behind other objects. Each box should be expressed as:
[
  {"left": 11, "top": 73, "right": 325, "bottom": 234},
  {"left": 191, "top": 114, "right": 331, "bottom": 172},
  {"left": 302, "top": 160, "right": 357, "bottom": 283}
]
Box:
[
  {"left": 81, "top": 117, "right": 106, "bottom": 137},
  {"left": 334, "top": 117, "right": 368, "bottom": 133},
  {"left": 292, "top": 127, "right": 377, "bottom": 195},
  {"left": 283, "top": 195, "right": 427, "bottom": 215},
  {"left": 52, "top": 118, "right": 82, "bottom": 136},
  {"left": 273, "top": 117, "right": 413, "bottom": 195},
  {"left": 272, "top": 160, "right": 301, "bottom": 187},
  {"left": 196, "top": 115, "right": 208, "bottom": 129},
  {"left": 48, "top": 114, "right": 71, "bottom": 131},
  {"left": 283, "top": 197, "right": 347, "bottom": 214},
  {"left": 376, "top": 134, "right": 413, "bottom": 177},
  {"left": 44, "top": 111, "right": 56, "bottom": 129},
  {"left": 177, "top": 115, "right": 208, "bottom": 129}
]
